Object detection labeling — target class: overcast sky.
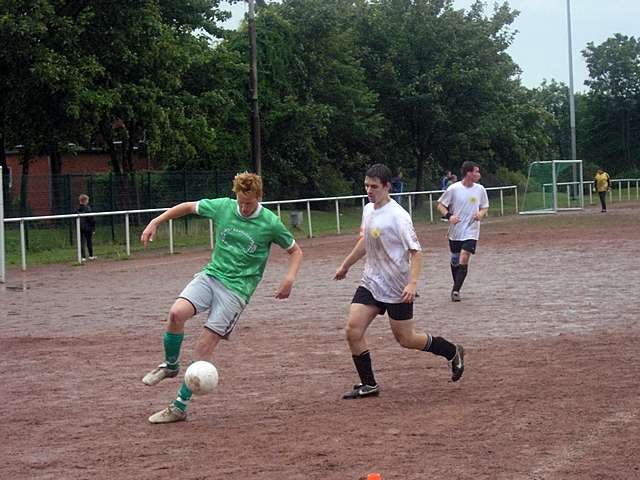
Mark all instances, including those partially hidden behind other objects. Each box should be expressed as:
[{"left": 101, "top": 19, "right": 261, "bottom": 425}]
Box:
[{"left": 220, "top": 1, "right": 640, "bottom": 91}]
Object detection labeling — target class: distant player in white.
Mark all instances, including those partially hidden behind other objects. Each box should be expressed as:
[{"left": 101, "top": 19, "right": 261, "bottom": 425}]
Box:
[
  {"left": 437, "top": 161, "right": 489, "bottom": 302},
  {"left": 335, "top": 164, "right": 464, "bottom": 399}
]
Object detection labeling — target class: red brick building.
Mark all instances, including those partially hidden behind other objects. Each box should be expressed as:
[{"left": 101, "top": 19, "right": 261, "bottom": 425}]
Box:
[{"left": 4, "top": 149, "right": 159, "bottom": 216}]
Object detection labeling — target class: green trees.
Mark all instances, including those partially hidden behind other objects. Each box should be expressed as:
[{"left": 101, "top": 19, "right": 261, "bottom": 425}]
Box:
[
  {"left": 4, "top": 0, "right": 637, "bottom": 201},
  {"left": 582, "top": 34, "right": 640, "bottom": 174},
  {"left": 351, "top": 0, "right": 554, "bottom": 191},
  {"left": 237, "top": 0, "right": 383, "bottom": 198}
]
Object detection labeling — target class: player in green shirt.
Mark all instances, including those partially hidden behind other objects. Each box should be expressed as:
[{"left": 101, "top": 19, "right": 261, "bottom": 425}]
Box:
[{"left": 140, "top": 173, "right": 303, "bottom": 423}]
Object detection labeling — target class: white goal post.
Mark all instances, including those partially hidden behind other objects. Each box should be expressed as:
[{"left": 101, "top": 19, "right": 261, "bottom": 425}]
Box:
[{"left": 520, "top": 160, "right": 584, "bottom": 215}]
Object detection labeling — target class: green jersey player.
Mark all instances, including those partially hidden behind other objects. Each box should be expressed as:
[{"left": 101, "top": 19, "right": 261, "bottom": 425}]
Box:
[{"left": 140, "top": 172, "right": 303, "bottom": 423}]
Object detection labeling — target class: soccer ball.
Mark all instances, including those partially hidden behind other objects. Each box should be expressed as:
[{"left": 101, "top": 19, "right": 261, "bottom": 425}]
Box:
[{"left": 184, "top": 361, "right": 219, "bottom": 395}]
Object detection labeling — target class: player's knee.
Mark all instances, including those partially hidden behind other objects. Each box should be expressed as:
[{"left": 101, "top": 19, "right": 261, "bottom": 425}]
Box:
[
  {"left": 392, "top": 330, "right": 414, "bottom": 349},
  {"left": 345, "top": 323, "right": 364, "bottom": 344},
  {"left": 168, "top": 306, "right": 188, "bottom": 328},
  {"left": 450, "top": 252, "right": 460, "bottom": 267}
]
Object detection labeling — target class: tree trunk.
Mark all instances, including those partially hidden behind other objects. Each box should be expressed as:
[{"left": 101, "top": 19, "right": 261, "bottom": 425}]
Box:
[
  {"left": 623, "top": 109, "right": 631, "bottom": 167},
  {"left": 19, "top": 152, "right": 31, "bottom": 217},
  {"left": 48, "top": 143, "right": 65, "bottom": 214},
  {"left": 125, "top": 138, "right": 134, "bottom": 173},
  {"left": 414, "top": 151, "right": 426, "bottom": 208},
  {"left": 102, "top": 121, "right": 122, "bottom": 173},
  {"left": 0, "top": 129, "right": 9, "bottom": 217}
]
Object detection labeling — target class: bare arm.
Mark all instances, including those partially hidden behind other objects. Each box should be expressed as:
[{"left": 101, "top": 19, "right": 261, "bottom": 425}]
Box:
[
  {"left": 275, "top": 243, "right": 303, "bottom": 299},
  {"left": 140, "top": 201, "right": 198, "bottom": 247},
  {"left": 401, "top": 249, "right": 422, "bottom": 303},
  {"left": 438, "top": 202, "right": 460, "bottom": 224},
  {"left": 334, "top": 237, "right": 366, "bottom": 280},
  {"left": 474, "top": 207, "right": 488, "bottom": 222},
  {"left": 437, "top": 202, "right": 449, "bottom": 216}
]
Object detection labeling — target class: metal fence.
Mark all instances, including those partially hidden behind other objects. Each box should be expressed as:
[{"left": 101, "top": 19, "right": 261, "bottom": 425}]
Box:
[
  {"left": 0, "top": 182, "right": 519, "bottom": 281},
  {"left": 540, "top": 179, "right": 640, "bottom": 210}
]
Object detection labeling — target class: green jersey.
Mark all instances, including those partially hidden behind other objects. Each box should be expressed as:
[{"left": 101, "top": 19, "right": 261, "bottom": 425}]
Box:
[{"left": 196, "top": 198, "right": 295, "bottom": 302}]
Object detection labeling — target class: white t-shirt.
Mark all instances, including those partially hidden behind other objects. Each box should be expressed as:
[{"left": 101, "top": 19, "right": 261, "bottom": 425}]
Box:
[
  {"left": 360, "top": 199, "right": 422, "bottom": 303},
  {"left": 438, "top": 182, "right": 489, "bottom": 241}
]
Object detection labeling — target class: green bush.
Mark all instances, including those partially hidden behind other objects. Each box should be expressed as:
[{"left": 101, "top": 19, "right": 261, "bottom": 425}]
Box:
[{"left": 496, "top": 167, "right": 528, "bottom": 190}]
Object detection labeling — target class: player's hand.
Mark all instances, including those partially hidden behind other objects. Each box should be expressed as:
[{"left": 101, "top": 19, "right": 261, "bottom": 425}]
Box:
[
  {"left": 334, "top": 265, "right": 349, "bottom": 280},
  {"left": 401, "top": 282, "right": 417, "bottom": 303},
  {"left": 275, "top": 277, "right": 294, "bottom": 299},
  {"left": 140, "top": 221, "right": 158, "bottom": 247},
  {"left": 449, "top": 215, "right": 461, "bottom": 225},
  {"left": 474, "top": 212, "right": 483, "bottom": 222}
]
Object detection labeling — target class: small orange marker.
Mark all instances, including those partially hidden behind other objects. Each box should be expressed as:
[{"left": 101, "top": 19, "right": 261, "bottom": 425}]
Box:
[{"left": 367, "top": 474, "right": 382, "bottom": 480}]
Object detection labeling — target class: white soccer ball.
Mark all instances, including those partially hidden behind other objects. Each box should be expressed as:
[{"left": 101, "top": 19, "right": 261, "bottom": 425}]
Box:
[{"left": 184, "top": 361, "right": 219, "bottom": 395}]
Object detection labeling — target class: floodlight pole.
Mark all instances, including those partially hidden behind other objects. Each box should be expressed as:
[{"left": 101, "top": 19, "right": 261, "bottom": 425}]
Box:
[
  {"left": 0, "top": 166, "right": 5, "bottom": 283},
  {"left": 566, "top": 0, "right": 578, "bottom": 196},
  {"left": 566, "top": 0, "right": 577, "bottom": 160},
  {"left": 248, "top": 0, "right": 262, "bottom": 176}
]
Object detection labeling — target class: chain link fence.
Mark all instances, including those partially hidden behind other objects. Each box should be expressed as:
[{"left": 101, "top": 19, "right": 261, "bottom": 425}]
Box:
[{"left": 3, "top": 170, "right": 236, "bottom": 249}]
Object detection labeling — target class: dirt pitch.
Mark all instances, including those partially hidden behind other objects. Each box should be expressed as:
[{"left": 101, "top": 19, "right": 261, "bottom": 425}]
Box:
[{"left": 1, "top": 204, "right": 639, "bottom": 480}]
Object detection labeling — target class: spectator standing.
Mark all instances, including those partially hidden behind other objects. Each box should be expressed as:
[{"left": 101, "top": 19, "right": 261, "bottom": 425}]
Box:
[
  {"left": 77, "top": 194, "right": 96, "bottom": 261},
  {"left": 594, "top": 168, "right": 611, "bottom": 213},
  {"left": 439, "top": 170, "right": 452, "bottom": 191}
]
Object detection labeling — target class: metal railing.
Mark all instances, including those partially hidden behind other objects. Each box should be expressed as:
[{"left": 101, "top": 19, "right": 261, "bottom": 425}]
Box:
[
  {"left": 2, "top": 184, "right": 518, "bottom": 279},
  {"left": 540, "top": 179, "right": 640, "bottom": 209}
]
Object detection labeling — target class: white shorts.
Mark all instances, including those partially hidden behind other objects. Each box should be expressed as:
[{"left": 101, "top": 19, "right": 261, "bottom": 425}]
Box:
[{"left": 179, "top": 272, "right": 246, "bottom": 338}]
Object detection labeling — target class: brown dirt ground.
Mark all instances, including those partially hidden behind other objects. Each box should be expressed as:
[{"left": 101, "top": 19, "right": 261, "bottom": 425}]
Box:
[{"left": 1, "top": 203, "right": 639, "bottom": 480}]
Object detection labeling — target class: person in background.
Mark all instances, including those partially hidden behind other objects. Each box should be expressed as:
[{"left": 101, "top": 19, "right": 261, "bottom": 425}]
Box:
[
  {"left": 77, "top": 194, "right": 96, "bottom": 261},
  {"left": 437, "top": 161, "right": 489, "bottom": 302},
  {"left": 594, "top": 168, "right": 611, "bottom": 213},
  {"left": 391, "top": 168, "right": 406, "bottom": 207},
  {"left": 439, "top": 170, "right": 452, "bottom": 191}
]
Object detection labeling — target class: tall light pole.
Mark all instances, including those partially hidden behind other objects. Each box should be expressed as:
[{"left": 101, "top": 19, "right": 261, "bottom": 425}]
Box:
[
  {"left": 566, "top": 0, "right": 577, "bottom": 162},
  {"left": 248, "top": 0, "right": 262, "bottom": 175},
  {"left": 0, "top": 166, "right": 5, "bottom": 283}
]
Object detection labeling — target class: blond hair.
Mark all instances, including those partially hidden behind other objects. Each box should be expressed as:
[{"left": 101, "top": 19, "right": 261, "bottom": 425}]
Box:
[
  {"left": 79, "top": 194, "right": 89, "bottom": 205},
  {"left": 232, "top": 172, "right": 263, "bottom": 198}
]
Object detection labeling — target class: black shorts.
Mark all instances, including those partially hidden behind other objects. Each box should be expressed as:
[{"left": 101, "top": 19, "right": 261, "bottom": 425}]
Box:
[
  {"left": 449, "top": 239, "right": 478, "bottom": 255},
  {"left": 351, "top": 286, "right": 413, "bottom": 321}
]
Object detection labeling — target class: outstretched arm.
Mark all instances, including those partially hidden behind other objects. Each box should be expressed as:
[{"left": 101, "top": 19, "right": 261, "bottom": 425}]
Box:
[
  {"left": 275, "top": 243, "right": 303, "bottom": 299},
  {"left": 334, "top": 237, "right": 366, "bottom": 280},
  {"left": 140, "top": 202, "right": 198, "bottom": 247}
]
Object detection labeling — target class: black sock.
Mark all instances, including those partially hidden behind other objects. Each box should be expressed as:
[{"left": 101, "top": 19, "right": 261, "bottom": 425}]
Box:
[
  {"left": 453, "top": 264, "right": 468, "bottom": 292},
  {"left": 423, "top": 336, "right": 456, "bottom": 361},
  {"left": 352, "top": 350, "right": 376, "bottom": 386},
  {"left": 450, "top": 263, "right": 458, "bottom": 282}
]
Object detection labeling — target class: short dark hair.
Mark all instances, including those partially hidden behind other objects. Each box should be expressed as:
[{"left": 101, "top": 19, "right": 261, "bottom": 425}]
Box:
[
  {"left": 461, "top": 161, "right": 479, "bottom": 178},
  {"left": 366, "top": 163, "right": 392, "bottom": 185}
]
